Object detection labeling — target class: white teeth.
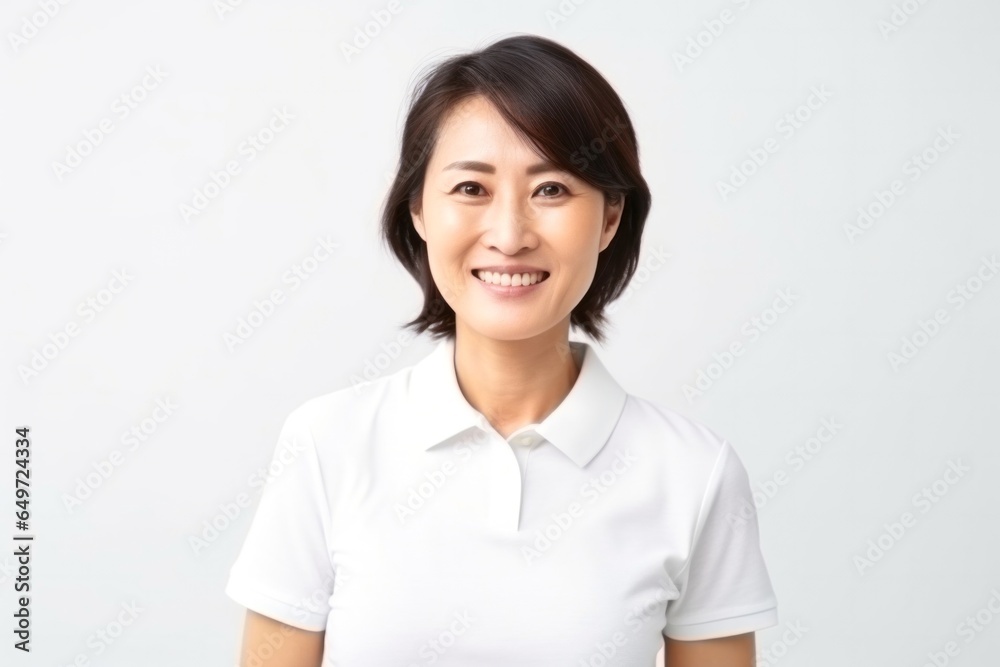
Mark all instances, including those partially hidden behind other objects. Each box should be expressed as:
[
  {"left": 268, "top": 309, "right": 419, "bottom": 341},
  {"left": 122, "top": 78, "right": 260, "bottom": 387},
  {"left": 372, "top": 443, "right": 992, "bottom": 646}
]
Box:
[{"left": 475, "top": 270, "right": 547, "bottom": 286}]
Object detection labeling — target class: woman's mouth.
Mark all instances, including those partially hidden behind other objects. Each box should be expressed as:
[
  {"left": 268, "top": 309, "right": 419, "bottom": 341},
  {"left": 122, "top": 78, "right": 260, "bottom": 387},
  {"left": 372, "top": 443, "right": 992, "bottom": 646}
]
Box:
[{"left": 472, "top": 269, "right": 550, "bottom": 287}]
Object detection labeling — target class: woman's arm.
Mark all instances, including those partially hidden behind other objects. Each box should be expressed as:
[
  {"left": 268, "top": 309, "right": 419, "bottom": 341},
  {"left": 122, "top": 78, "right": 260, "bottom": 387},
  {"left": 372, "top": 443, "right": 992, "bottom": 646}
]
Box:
[
  {"left": 238, "top": 610, "right": 325, "bottom": 667},
  {"left": 663, "top": 631, "right": 756, "bottom": 667}
]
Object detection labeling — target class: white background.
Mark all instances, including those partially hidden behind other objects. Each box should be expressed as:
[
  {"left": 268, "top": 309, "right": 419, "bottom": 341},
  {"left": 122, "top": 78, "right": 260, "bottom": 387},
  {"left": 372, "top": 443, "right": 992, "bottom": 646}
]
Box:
[{"left": 2, "top": 0, "right": 999, "bottom": 665}]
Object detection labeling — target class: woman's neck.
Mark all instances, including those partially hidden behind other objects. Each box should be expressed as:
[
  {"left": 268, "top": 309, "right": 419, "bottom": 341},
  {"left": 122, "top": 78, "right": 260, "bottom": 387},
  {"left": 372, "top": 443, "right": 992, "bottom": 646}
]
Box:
[{"left": 452, "top": 323, "right": 581, "bottom": 439}]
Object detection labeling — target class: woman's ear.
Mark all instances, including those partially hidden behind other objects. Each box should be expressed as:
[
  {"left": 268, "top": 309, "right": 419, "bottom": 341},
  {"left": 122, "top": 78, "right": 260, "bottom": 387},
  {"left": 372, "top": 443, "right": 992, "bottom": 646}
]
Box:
[
  {"left": 410, "top": 199, "right": 426, "bottom": 242},
  {"left": 599, "top": 195, "right": 625, "bottom": 252}
]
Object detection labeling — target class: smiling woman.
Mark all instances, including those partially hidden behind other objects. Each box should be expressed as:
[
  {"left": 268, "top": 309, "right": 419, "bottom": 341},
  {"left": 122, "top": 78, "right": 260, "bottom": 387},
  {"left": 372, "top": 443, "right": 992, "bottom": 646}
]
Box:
[
  {"left": 407, "top": 93, "right": 626, "bottom": 344},
  {"left": 383, "top": 37, "right": 648, "bottom": 344},
  {"left": 225, "top": 33, "right": 778, "bottom": 667}
]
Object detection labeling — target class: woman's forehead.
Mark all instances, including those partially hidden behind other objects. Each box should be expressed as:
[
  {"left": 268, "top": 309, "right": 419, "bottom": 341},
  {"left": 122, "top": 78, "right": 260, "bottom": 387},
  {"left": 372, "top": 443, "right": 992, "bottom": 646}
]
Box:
[{"left": 431, "top": 101, "right": 545, "bottom": 169}]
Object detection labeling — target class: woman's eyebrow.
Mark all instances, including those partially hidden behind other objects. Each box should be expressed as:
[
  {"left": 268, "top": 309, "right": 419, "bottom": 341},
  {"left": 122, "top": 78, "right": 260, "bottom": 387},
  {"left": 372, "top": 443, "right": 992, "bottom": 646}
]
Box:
[{"left": 442, "top": 160, "right": 566, "bottom": 176}]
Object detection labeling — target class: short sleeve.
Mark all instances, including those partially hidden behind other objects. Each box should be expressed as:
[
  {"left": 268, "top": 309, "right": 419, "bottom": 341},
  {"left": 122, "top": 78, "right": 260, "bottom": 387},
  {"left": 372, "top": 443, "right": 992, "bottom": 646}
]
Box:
[
  {"left": 225, "top": 409, "right": 335, "bottom": 631},
  {"left": 663, "top": 440, "right": 779, "bottom": 640}
]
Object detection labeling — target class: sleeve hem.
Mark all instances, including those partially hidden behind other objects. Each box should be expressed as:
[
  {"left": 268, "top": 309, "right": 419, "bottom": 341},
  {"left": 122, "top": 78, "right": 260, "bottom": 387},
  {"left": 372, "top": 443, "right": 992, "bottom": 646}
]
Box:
[
  {"left": 663, "top": 605, "right": 778, "bottom": 641},
  {"left": 225, "top": 576, "right": 328, "bottom": 632}
]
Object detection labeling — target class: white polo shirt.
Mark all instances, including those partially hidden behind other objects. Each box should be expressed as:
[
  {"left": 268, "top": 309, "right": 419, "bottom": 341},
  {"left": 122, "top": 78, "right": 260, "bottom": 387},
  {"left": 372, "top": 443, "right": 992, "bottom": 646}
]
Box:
[{"left": 225, "top": 336, "right": 778, "bottom": 665}]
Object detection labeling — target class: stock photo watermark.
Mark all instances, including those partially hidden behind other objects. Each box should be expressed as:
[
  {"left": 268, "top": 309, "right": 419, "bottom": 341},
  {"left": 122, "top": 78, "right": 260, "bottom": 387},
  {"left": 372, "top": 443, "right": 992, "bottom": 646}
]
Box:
[
  {"left": 179, "top": 107, "right": 294, "bottom": 223},
  {"left": 844, "top": 125, "right": 959, "bottom": 243},
  {"left": 17, "top": 268, "right": 135, "bottom": 385},
  {"left": 223, "top": 235, "right": 340, "bottom": 351},
  {"left": 55, "top": 601, "right": 143, "bottom": 666},
  {"left": 340, "top": 0, "right": 408, "bottom": 63},
  {"left": 605, "top": 244, "right": 671, "bottom": 315},
  {"left": 7, "top": 0, "right": 72, "bottom": 53},
  {"left": 223, "top": 573, "right": 338, "bottom": 666},
  {"left": 544, "top": 0, "right": 594, "bottom": 29},
  {"left": 683, "top": 288, "right": 798, "bottom": 403},
  {"left": 878, "top": 0, "right": 933, "bottom": 39},
  {"left": 853, "top": 458, "right": 970, "bottom": 576},
  {"left": 382, "top": 102, "right": 480, "bottom": 187},
  {"left": 521, "top": 448, "right": 638, "bottom": 564},
  {"left": 393, "top": 429, "right": 491, "bottom": 525},
  {"left": 568, "top": 115, "right": 628, "bottom": 171},
  {"left": 394, "top": 458, "right": 462, "bottom": 525},
  {"left": 918, "top": 589, "right": 1000, "bottom": 667},
  {"left": 717, "top": 85, "right": 833, "bottom": 202},
  {"left": 189, "top": 433, "right": 309, "bottom": 555},
  {"left": 405, "top": 610, "right": 474, "bottom": 667},
  {"left": 886, "top": 253, "right": 997, "bottom": 371},
  {"left": 349, "top": 283, "right": 461, "bottom": 391},
  {"left": 234, "top": 621, "right": 298, "bottom": 667},
  {"left": 579, "top": 581, "right": 678, "bottom": 665},
  {"left": 51, "top": 65, "right": 168, "bottom": 182},
  {"left": 672, "top": 0, "right": 758, "bottom": 73},
  {"left": 62, "top": 397, "right": 179, "bottom": 513},
  {"left": 757, "top": 620, "right": 808, "bottom": 667},
  {"left": 727, "top": 416, "right": 844, "bottom": 528},
  {"left": 214, "top": 0, "right": 248, "bottom": 21},
  {"left": 349, "top": 330, "right": 418, "bottom": 393}
]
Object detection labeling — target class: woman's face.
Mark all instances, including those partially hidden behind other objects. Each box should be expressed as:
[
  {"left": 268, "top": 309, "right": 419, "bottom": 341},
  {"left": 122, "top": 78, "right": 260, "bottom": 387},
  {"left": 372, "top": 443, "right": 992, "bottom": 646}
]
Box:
[{"left": 410, "top": 94, "right": 623, "bottom": 343}]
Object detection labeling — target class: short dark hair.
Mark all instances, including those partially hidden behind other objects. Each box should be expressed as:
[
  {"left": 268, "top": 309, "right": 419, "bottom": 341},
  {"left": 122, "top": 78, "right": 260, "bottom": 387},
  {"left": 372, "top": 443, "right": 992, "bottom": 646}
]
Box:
[{"left": 379, "top": 33, "right": 651, "bottom": 343}]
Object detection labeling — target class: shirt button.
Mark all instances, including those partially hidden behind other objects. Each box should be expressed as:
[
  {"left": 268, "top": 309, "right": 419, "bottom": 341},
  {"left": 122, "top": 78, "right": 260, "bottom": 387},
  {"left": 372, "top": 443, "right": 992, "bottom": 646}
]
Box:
[{"left": 513, "top": 434, "right": 533, "bottom": 446}]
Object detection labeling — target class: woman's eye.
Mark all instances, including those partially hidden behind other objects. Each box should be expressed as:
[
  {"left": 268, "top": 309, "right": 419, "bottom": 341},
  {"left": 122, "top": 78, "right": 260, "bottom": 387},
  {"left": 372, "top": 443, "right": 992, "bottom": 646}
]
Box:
[
  {"left": 451, "top": 182, "right": 566, "bottom": 198},
  {"left": 454, "top": 182, "right": 484, "bottom": 196}
]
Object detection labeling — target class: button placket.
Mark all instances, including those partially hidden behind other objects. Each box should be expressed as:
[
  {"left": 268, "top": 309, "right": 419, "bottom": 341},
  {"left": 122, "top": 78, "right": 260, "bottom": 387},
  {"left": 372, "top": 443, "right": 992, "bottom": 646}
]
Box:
[{"left": 485, "top": 430, "right": 523, "bottom": 532}]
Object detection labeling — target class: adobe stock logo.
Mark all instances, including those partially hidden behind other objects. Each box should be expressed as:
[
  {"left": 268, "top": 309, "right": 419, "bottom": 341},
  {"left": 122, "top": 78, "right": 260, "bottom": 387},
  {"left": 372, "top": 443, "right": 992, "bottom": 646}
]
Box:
[
  {"left": 605, "top": 245, "right": 671, "bottom": 315},
  {"left": 349, "top": 330, "right": 418, "bottom": 394},
  {"left": 717, "top": 86, "right": 833, "bottom": 202},
  {"left": 672, "top": 0, "right": 757, "bottom": 73},
  {"left": 214, "top": 0, "right": 248, "bottom": 20},
  {"left": 62, "top": 397, "right": 179, "bottom": 514},
  {"left": 878, "top": 0, "right": 932, "bottom": 39},
  {"left": 683, "top": 288, "right": 798, "bottom": 402},
  {"left": 179, "top": 107, "right": 295, "bottom": 224},
  {"left": 521, "top": 448, "right": 638, "bottom": 564},
  {"left": 339, "top": 0, "right": 408, "bottom": 64},
  {"left": 919, "top": 589, "right": 1000, "bottom": 667},
  {"left": 188, "top": 434, "right": 309, "bottom": 556},
  {"left": 53, "top": 601, "right": 144, "bottom": 665},
  {"left": 51, "top": 65, "right": 169, "bottom": 182},
  {"left": 545, "top": 0, "right": 591, "bottom": 30},
  {"left": 18, "top": 269, "right": 135, "bottom": 385},
  {"left": 852, "top": 458, "right": 970, "bottom": 576},
  {"left": 844, "top": 125, "right": 959, "bottom": 244},
  {"left": 886, "top": 254, "right": 997, "bottom": 372},
  {"left": 7, "top": 0, "right": 72, "bottom": 53},
  {"left": 223, "top": 235, "right": 339, "bottom": 352},
  {"left": 405, "top": 610, "right": 475, "bottom": 667},
  {"left": 726, "top": 416, "right": 844, "bottom": 530}
]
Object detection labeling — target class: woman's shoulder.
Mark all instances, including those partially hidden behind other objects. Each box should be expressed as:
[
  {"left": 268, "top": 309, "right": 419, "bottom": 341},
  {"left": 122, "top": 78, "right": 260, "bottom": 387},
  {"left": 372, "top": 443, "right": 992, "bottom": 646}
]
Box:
[
  {"left": 281, "top": 360, "right": 417, "bottom": 432},
  {"left": 622, "top": 392, "right": 735, "bottom": 461},
  {"left": 622, "top": 394, "right": 754, "bottom": 501}
]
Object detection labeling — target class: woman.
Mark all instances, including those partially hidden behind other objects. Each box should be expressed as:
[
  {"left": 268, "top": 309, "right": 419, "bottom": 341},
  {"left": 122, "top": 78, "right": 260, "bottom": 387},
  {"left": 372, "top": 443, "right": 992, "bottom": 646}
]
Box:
[{"left": 226, "top": 33, "right": 778, "bottom": 666}]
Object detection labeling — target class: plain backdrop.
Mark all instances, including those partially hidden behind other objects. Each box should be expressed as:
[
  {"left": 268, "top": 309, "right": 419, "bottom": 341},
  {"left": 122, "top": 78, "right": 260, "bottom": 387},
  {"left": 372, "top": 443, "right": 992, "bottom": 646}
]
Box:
[{"left": 2, "top": 0, "right": 999, "bottom": 665}]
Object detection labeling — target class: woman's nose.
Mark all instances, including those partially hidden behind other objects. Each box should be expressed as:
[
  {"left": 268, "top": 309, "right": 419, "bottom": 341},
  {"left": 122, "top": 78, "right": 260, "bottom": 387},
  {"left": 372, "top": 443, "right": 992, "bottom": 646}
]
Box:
[{"left": 482, "top": 193, "right": 535, "bottom": 252}]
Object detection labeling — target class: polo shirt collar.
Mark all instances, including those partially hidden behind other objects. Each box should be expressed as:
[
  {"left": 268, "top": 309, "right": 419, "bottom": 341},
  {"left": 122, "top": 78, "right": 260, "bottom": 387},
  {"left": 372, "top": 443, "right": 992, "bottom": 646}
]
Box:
[{"left": 406, "top": 336, "right": 628, "bottom": 468}]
